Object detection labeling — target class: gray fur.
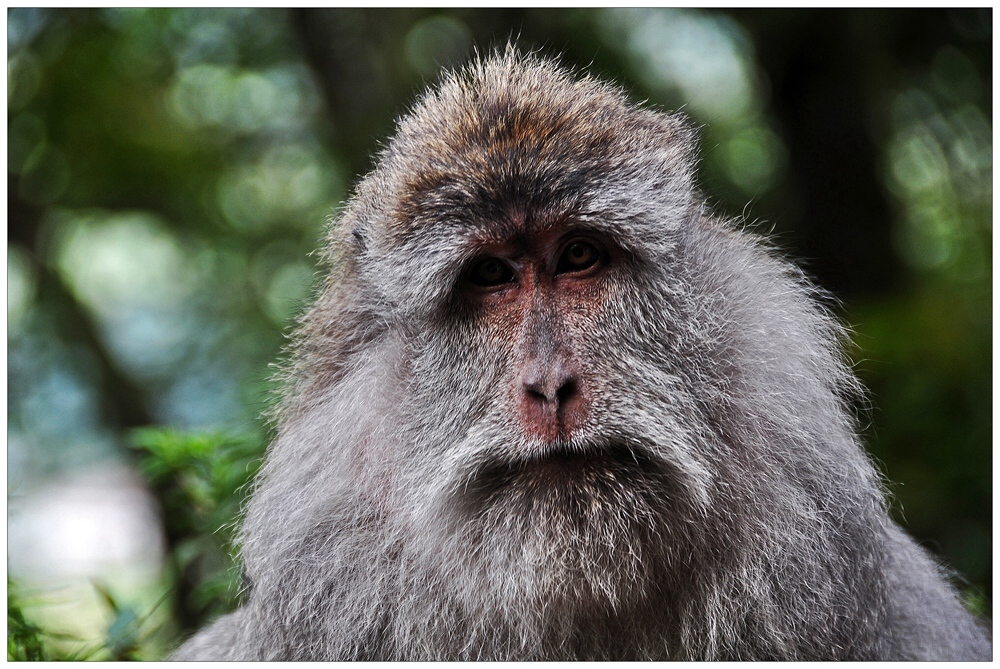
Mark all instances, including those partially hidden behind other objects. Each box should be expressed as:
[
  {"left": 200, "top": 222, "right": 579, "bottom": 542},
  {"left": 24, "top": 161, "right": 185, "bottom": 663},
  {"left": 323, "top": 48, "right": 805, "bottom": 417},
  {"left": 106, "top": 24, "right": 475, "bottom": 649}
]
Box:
[{"left": 172, "top": 50, "right": 991, "bottom": 661}]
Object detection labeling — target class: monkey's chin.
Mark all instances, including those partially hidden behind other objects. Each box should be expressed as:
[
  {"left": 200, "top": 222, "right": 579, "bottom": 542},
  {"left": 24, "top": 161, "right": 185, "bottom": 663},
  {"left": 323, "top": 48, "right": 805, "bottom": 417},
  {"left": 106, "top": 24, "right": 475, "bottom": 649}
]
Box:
[
  {"left": 453, "top": 441, "right": 679, "bottom": 557},
  {"left": 440, "top": 441, "right": 678, "bottom": 615}
]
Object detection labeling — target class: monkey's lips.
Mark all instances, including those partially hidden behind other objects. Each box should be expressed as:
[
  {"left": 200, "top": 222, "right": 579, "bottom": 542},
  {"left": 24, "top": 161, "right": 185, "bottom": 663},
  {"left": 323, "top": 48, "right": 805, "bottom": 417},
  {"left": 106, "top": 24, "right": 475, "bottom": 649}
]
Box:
[{"left": 462, "top": 442, "right": 666, "bottom": 504}]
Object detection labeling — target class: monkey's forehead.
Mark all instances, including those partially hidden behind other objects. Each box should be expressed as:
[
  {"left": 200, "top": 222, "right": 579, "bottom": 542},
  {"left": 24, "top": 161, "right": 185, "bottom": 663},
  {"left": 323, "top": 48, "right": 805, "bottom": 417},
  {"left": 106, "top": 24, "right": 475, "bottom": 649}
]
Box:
[{"left": 363, "top": 54, "right": 695, "bottom": 243}]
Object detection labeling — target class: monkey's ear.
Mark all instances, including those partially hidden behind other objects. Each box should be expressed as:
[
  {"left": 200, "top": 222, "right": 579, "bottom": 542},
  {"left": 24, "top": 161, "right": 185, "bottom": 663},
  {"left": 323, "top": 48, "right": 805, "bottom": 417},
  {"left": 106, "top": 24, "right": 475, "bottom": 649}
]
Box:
[{"left": 351, "top": 225, "right": 367, "bottom": 253}]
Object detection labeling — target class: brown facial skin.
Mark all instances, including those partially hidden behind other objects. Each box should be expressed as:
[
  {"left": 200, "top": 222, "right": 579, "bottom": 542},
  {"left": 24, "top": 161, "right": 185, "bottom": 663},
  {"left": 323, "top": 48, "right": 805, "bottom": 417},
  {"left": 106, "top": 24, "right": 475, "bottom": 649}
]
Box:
[{"left": 464, "top": 227, "right": 610, "bottom": 445}]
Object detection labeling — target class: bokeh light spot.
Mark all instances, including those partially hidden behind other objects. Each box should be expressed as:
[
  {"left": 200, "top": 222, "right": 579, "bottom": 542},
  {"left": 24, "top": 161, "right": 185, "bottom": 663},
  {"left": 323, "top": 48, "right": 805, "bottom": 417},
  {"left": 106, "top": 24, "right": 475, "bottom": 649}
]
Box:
[{"left": 404, "top": 15, "right": 472, "bottom": 77}]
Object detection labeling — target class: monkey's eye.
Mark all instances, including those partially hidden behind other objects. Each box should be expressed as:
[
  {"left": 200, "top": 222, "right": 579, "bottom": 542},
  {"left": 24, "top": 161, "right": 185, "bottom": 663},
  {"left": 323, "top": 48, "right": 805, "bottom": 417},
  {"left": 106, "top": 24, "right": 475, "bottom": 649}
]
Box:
[
  {"left": 556, "top": 240, "right": 602, "bottom": 274},
  {"left": 468, "top": 257, "right": 515, "bottom": 288}
]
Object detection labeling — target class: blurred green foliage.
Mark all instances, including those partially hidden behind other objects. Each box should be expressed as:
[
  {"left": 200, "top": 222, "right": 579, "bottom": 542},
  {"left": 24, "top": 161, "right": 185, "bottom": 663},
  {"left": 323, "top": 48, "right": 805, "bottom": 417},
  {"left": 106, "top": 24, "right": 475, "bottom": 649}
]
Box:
[
  {"left": 130, "top": 428, "right": 263, "bottom": 629},
  {"left": 854, "top": 284, "right": 992, "bottom": 614},
  {"left": 8, "top": 581, "right": 49, "bottom": 661},
  {"left": 8, "top": 577, "right": 167, "bottom": 661},
  {"left": 7, "top": 8, "right": 991, "bottom": 658},
  {"left": 7, "top": 428, "right": 261, "bottom": 659}
]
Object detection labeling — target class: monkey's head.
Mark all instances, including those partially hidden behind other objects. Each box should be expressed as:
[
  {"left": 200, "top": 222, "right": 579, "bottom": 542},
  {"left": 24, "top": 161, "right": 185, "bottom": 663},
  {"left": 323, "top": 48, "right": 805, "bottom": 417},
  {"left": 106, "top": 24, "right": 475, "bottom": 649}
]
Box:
[{"left": 250, "top": 51, "right": 879, "bottom": 653}]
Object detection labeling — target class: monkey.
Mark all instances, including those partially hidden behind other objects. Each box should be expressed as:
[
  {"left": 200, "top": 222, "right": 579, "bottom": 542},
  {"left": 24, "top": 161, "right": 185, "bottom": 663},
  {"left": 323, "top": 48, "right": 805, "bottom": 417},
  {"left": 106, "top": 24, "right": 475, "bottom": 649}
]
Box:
[{"left": 171, "top": 50, "right": 992, "bottom": 661}]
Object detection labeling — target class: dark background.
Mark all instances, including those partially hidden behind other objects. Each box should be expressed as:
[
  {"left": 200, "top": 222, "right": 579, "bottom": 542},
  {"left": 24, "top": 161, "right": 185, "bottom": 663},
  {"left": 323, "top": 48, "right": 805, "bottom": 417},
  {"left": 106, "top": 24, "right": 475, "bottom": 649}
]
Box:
[{"left": 7, "top": 8, "right": 991, "bottom": 659}]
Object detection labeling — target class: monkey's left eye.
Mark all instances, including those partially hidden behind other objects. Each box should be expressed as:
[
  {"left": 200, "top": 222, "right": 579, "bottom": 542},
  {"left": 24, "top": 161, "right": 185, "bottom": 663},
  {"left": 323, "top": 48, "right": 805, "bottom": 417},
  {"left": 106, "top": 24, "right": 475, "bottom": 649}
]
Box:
[
  {"left": 468, "top": 257, "right": 515, "bottom": 288},
  {"left": 556, "top": 240, "right": 602, "bottom": 274}
]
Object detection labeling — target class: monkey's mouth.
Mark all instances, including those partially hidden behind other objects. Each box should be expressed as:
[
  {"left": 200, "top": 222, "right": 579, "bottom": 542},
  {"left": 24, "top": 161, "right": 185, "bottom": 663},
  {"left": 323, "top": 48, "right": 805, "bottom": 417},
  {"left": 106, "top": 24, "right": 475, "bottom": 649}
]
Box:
[{"left": 461, "top": 442, "right": 667, "bottom": 504}]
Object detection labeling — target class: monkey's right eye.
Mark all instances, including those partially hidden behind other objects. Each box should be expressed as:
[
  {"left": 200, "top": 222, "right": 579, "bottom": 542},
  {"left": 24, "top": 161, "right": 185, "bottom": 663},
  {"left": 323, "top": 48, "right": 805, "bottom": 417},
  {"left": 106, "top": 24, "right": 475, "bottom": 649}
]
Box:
[{"left": 468, "top": 257, "right": 515, "bottom": 288}]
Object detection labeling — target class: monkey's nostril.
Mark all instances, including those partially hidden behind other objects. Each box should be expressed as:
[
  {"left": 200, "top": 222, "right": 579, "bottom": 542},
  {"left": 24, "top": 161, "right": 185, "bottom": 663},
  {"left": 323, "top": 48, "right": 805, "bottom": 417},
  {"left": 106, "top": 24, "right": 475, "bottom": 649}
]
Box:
[
  {"left": 525, "top": 386, "right": 549, "bottom": 404},
  {"left": 556, "top": 379, "right": 576, "bottom": 404}
]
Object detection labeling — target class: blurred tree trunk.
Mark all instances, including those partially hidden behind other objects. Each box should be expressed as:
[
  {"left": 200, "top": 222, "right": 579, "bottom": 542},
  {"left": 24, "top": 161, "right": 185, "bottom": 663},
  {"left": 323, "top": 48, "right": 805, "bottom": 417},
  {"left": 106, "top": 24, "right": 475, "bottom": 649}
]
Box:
[{"left": 731, "top": 8, "right": 988, "bottom": 299}]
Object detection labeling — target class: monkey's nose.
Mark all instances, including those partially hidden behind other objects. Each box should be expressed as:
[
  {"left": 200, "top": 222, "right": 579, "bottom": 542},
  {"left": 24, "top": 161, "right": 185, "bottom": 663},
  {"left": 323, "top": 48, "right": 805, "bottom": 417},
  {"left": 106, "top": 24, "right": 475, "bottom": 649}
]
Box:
[
  {"left": 518, "top": 357, "right": 586, "bottom": 442},
  {"left": 521, "top": 363, "right": 578, "bottom": 413}
]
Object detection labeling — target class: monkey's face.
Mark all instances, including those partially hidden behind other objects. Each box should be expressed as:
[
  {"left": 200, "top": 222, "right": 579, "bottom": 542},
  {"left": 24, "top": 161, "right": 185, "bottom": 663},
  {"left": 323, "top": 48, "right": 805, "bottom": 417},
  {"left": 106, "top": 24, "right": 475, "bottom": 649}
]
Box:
[
  {"left": 385, "top": 206, "right": 719, "bottom": 617},
  {"left": 366, "top": 188, "right": 718, "bottom": 617}
]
